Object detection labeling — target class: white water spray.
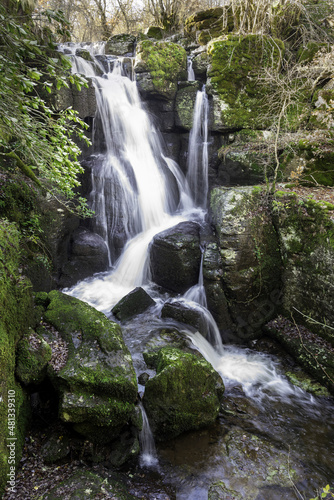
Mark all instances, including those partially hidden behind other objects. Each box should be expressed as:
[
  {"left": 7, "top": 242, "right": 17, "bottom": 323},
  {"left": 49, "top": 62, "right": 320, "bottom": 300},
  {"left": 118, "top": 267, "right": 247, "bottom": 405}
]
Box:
[
  {"left": 187, "top": 56, "right": 195, "bottom": 81},
  {"left": 139, "top": 403, "right": 159, "bottom": 468},
  {"left": 186, "top": 87, "right": 209, "bottom": 208}
]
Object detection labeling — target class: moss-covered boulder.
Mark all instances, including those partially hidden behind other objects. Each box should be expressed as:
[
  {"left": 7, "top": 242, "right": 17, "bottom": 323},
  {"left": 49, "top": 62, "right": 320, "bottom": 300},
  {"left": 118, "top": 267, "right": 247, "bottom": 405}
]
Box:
[
  {"left": 272, "top": 191, "right": 334, "bottom": 342},
  {"left": 105, "top": 34, "right": 136, "bottom": 56},
  {"left": 0, "top": 221, "right": 33, "bottom": 495},
  {"left": 143, "top": 347, "right": 224, "bottom": 440},
  {"left": 134, "top": 40, "right": 187, "bottom": 100},
  {"left": 43, "top": 290, "right": 138, "bottom": 442},
  {"left": 149, "top": 221, "right": 201, "bottom": 293},
  {"left": 16, "top": 329, "right": 52, "bottom": 385},
  {"left": 175, "top": 81, "right": 201, "bottom": 130},
  {"left": 207, "top": 34, "right": 285, "bottom": 130},
  {"left": 184, "top": 7, "right": 234, "bottom": 45},
  {"left": 210, "top": 186, "right": 282, "bottom": 341}
]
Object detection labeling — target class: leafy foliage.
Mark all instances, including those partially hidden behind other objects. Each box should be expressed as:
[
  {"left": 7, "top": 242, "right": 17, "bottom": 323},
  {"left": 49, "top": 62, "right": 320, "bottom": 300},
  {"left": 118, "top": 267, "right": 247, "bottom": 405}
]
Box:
[{"left": 0, "top": 5, "right": 91, "bottom": 204}]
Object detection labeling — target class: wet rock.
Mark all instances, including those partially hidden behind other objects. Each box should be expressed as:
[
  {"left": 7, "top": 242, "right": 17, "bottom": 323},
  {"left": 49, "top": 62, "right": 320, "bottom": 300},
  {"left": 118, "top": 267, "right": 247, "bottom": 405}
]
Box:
[
  {"left": 143, "top": 347, "right": 224, "bottom": 440},
  {"left": 150, "top": 221, "right": 201, "bottom": 293},
  {"left": 59, "top": 228, "right": 109, "bottom": 287},
  {"left": 105, "top": 34, "right": 136, "bottom": 56},
  {"left": 71, "top": 77, "right": 97, "bottom": 118},
  {"left": 43, "top": 291, "right": 138, "bottom": 443},
  {"left": 161, "top": 300, "right": 208, "bottom": 337},
  {"left": 208, "top": 427, "right": 308, "bottom": 499},
  {"left": 112, "top": 287, "right": 156, "bottom": 321},
  {"left": 175, "top": 81, "right": 201, "bottom": 130}
]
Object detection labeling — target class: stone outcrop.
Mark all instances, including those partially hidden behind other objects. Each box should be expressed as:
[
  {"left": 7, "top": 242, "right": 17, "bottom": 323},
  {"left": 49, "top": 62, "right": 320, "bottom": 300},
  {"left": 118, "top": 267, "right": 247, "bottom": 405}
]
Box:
[
  {"left": 149, "top": 221, "right": 201, "bottom": 293},
  {"left": 105, "top": 34, "right": 136, "bottom": 56},
  {"left": 143, "top": 347, "right": 224, "bottom": 440},
  {"left": 210, "top": 186, "right": 282, "bottom": 341},
  {"left": 0, "top": 222, "right": 33, "bottom": 495}
]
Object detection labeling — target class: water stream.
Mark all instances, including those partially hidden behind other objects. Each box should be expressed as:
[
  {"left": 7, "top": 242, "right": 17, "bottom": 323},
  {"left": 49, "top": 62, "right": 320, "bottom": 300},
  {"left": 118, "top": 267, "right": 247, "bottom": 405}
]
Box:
[{"left": 59, "top": 44, "right": 334, "bottom": 498}]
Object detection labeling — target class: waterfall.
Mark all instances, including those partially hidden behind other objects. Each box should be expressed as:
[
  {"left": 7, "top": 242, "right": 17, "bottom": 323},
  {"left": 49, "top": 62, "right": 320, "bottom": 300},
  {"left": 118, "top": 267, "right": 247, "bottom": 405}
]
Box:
[
  {"left": 187, "top": 56, "right": 195, "bottom": 81},
  {"left": 62, "top": 46, "right": 204, "bottom": 312},
  {"left": 186, "top": 87, "right": 209, "bottom": 208},
  {"left": 139, "top": 403, "right": 159, "bottom": 468}
]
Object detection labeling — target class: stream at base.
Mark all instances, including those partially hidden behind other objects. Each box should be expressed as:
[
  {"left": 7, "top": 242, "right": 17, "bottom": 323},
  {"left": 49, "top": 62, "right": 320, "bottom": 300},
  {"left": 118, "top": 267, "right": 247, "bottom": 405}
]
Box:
[
  {"left": 115, "top": 303, "right": 334, "bottom": 500},
  {"left": 60, "top": 44, "right": 334, "bottom": 499}
]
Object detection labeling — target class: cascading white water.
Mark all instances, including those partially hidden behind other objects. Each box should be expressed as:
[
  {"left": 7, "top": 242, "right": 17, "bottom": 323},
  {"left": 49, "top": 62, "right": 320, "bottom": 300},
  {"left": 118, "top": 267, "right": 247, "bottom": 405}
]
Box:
[
  {"left": 139, "top": 402, "right": 159, "bottom": 468},
  {"left": 186, "top": 87, "right": 209, "bottom": 208},
  {"left": 63, "top": 48, "right": 204, "bottom": 311},
  {"left": 187, "top": 56, "right": 195, "bottom": 81}
]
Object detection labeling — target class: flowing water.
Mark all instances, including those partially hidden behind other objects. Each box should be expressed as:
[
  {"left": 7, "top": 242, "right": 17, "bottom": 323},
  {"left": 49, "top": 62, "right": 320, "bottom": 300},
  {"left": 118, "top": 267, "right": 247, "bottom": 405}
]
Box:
[{"left": 59, "top": 44, "right": 334, "bottom": 499}]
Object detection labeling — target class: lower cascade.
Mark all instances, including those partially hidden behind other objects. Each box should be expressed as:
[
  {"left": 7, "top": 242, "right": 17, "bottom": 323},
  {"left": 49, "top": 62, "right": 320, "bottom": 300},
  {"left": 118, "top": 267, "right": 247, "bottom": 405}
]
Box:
[{"left": 57, "top": 45, "right": 334, "bottom": 499}]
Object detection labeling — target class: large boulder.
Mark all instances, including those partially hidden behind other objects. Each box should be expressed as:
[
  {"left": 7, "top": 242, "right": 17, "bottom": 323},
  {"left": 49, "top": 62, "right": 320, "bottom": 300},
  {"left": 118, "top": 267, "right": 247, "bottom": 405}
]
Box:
[
  {"left": 42, "top": 291, "right": 138, "bottom": 443},
  {"left": 143, "top": 347, "right": 224, "bottom": 440},
  {"left": 210, "top": 186, "right": 282, "bottom": 341},
  {"left": 149, "top": 221, "right": 201, "bottom": 293},
  {"left": 134, "top": 40, "right": 187, "bottom": 100},
  {"left": 59, "top": 228, "right": 109, "bottom": 287}
]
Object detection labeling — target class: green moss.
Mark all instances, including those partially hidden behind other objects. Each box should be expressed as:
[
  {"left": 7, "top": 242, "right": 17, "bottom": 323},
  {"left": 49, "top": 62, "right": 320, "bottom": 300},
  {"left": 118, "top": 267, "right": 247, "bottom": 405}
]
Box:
[
  {"left": 0, "top": 220, "right": 33, "bottom": 495},
  {"left": 184, "top": 7, "right": 233, "bottom": 42},
  {"left": 136, "top": 40, "right": 187, "bottom": 98},
  {"left": 143, "top": 347, "right": 224, "bottom": 440},
  {"left": 207, "top": 35, "right": 286, "bottom": 129},
  {"left": 297, "top": 41, "right": 330, "bottom": 64},
  {"left": 45, "top": 290, "right": 125, "bottom": 354},
  {"left": 16, "top": 329, "right": 52, "bottom": 385}
]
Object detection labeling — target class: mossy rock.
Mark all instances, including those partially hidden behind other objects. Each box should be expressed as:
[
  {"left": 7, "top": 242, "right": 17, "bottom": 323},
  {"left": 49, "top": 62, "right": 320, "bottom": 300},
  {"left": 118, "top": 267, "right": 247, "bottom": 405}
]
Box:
[
  {"left": 143, "top": 347, "right": 224, "bottom": 440},
  {"left": 297, "top": 41, "right": 330, "bottom": 64},
  {"left": 217, "top": 129, "right": 275, "bottom": 185},
  {"left": 207, "top": 34, "right": 285, "bottom": 130},
  {"left": 175, "top": 81, "right": 201, "bottom": 130},
  {"left": 184, "top": 7, "right": 234, "bottom": 44},
  {"left": 308, "top": 85, "right": 334, "bottom": 133},
  {"left": 44, "top": 470, "right": 136, "bottom": 500},
  {"left": 16, "top": 329, "right": 52, "bottom": 385},
  {"left": 0, "top": 220, "right": 33, "bottom": 495},
  {"left": 210, "top": 187, "right": 282, "bottom": 340},
  {"left": 144, "top": 26, "right": 164, "bottom": 40},
  {"left": 134, "top": 40, "right": 187, "bottom": 99},
  {"left": 265, "top": 318, "right": 334, "bottom": 394},
  {"left": 43, "top": 290, "right": 138, "bottom": 442},
  {"left": 112, "top": 286, "right": 155, "bottom": 322},
  {"left": 272, "top": 194, "right": 334, "bottom": 341}
]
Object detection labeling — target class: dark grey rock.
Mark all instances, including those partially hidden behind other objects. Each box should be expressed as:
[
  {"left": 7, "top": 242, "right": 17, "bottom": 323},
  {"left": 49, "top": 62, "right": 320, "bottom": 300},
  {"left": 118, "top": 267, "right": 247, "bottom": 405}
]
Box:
[
  {"left": 112, "top": 287, "right": 156, "bottom": 321},
  {"left": 150, "top": 221, "right": 201, "bottom": 293}
]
